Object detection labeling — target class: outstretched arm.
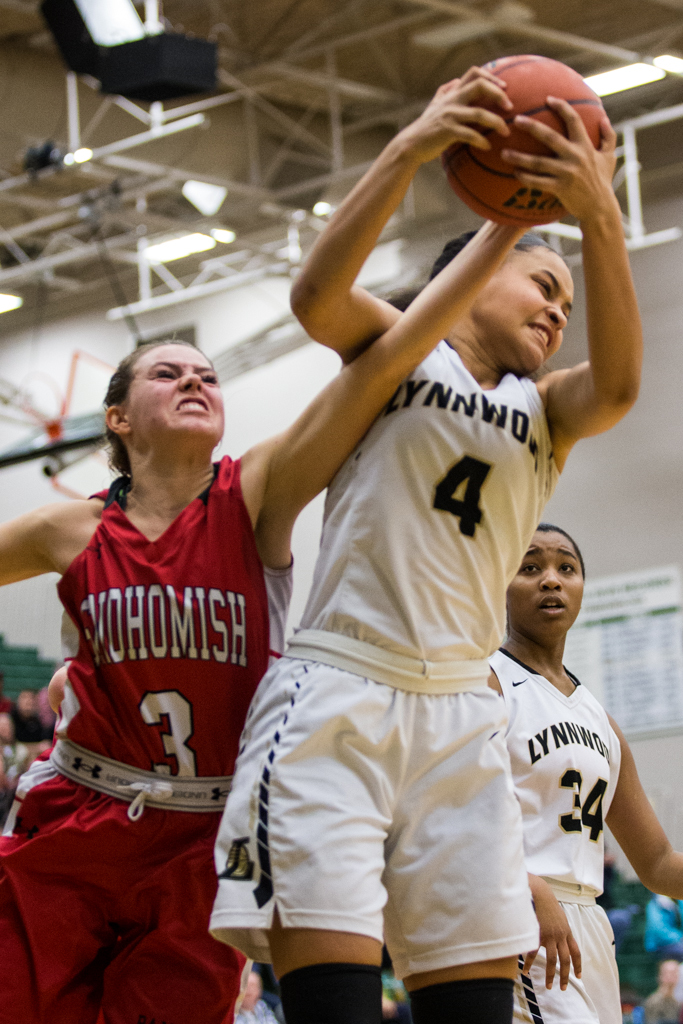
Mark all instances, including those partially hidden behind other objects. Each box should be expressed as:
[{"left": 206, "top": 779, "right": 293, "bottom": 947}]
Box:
[
  {"left": 291, "top": 67, "right": 513, "bottom": 363},
  {"left": 243, "top": 221, "right": 525, "bottom": 568},
  {"left": 505, "top": 100, "right": 642, "bottom": 472},
  {"left": 0, "top": 499, "right": 102, "bottom": 585},
  {"left": 607, "top": 714, "right": 683, "bottom": 897}
]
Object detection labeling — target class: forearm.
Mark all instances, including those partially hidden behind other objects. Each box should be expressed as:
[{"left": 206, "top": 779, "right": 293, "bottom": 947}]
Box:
[
  {"left": 290, "top": 135, "right": 420, "bottom": 350},
  {"left": 637, "top": 848, "right": 683, "bottom": 900},
  {"left": 581, "top": 197, "right": 642, "bottom": 412},
  {"left": 385, "top": 220, "right": 525, "bottom": 370},
  {"left": 267, "top": 221, "right": 524, "bottom": 518}
]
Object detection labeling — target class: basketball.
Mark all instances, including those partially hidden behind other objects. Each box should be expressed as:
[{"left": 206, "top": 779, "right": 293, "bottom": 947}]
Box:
[{"left": 442, "top": 55, "right": 606, "bottom": 225}]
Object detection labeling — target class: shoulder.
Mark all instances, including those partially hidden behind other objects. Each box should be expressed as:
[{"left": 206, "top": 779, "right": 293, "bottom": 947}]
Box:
[
  {"left": 28, "top": 498, "right": 103, "bottom": 576},
  {"left": 12, "top": 497, "right": 103, "bottom": 544},
  {"left": 535, "top": 368, "right": 570, "bottom": 407}
]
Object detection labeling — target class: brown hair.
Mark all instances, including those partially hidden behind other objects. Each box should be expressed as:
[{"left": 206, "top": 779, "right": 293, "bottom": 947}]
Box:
[{"left": 104, "top": 339, "right": 211, "bottom": 478}]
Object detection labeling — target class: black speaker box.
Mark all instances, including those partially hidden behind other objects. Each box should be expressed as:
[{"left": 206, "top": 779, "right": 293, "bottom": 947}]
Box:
[
  {"left": 41, "top": 0, "right": 100, "bottom": 77},
  {"left": 98, "top": 34, "right": 217, "bottom": 101},
  {"left": 41, "top": 0, "right": 217, "bottom": 102}
]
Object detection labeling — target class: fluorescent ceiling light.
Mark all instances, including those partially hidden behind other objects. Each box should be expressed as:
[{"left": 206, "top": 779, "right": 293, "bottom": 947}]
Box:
[
  {"left": 313, "top": 201, "right": 334, "bottom": 216},
  {"left": 182, "top": 180, "right": 228, "bottom": 216},
  {"left": 413, "top": 20, "right": 492, "bottom": 49},
  {"left": 584, "top": 63, "right": 665, "bottom": 97},
  {"left": 74, "top": 0, "right": 146, "bottom": 47},
  {"left": 654, "top": 54, "right": 683, "bottom": 75},
  {"left": 73, "top": 148, "right": 93, "bottom": 164},
  {"left": 211, "top": 228, "right": 236, "bottom": 244},
  {"left": 144, "top": 233, "right": 217, "bottom": 263},
  {"left": 0, "top": 294, "right": 22, "bottom": 314}
]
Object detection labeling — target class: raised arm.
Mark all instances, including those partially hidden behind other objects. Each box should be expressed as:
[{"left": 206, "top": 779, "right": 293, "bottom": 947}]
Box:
[
  {"left": 505, "top": 100, "right": 642, "bottom": 472},
  {"left": 606, "top": 714, "right": 683, "bottom": 898},
  {"left": 0, "top": 499, "right": 102, "bottom": 586},
  {"left": 291, "top": 67, "right": 514, "bottom": 363},
  {"left": 243, "top": 221, "right": 525, "bottom": 568}
]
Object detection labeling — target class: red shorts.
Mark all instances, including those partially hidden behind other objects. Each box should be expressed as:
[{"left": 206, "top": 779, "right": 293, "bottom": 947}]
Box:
[{"left": 0, "top": 770, "right": 245, "bottom": 1024}]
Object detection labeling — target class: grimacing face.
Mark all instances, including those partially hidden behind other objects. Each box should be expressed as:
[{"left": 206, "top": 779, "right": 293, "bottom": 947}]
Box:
[
  {"left": 506, "top": 530, "right": 584, "bottom": 646},
  {"left": 467, "top": 247, "right": 574, "bottom": 377},
  {"left": 107, "top": 343, "right": 225, "bottom": 457}
]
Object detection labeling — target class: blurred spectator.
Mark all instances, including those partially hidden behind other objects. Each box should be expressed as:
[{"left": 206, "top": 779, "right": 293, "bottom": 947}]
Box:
[
  {"left": 643, "top": 960, "right": 681, "bottom": 1023},
  {"left": 0, "top": 671, "right": 13, "bottom": 714},
  {"left": 252, "top": 963, "right": 284, "bottom": 1024},
  {"left": 607, "top": 903, "right": 641, "bottom": 952},
  {"left": 621, "top": 986, "right": 645, "bottom": 1024},
  {"left": 36, "top": 685, "right": 56, "bottom": 736},
  {"left": 0, "top": 712, "right": 28, "bottom": 825},
  {"left": 12, "top": 690, "right": 50, "bottom": 745},
  {"left": 382, "top": 994, "right": 412, "bottom": 1023},
  {"left": 646, "top": 896, "right": 683, "bottom": 959},
  {"left": 235, "top": 971, "right": 278, "bottom": 1024},
  {"left": 597, "top": 851, "right": 617, "bottom": 910}
]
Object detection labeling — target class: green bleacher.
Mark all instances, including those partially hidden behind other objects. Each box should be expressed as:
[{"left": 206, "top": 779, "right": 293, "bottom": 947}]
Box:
[
  {"left": 0, "top": 633, "right": 57, "bottom": 699},
  {"left": 612, "top": 874, "right": 660, "bottom": 998}
]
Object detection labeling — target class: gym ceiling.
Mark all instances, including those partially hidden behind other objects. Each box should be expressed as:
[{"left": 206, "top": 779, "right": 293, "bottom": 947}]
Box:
[{"left": 0, "top": 0, "right": 682, "bottom": 331}]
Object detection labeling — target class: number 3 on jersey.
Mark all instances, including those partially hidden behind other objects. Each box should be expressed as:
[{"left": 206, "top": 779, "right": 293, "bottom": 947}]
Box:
[
  {"left": 140, "top": 690, "right": 197, "bottom": 777},
  {"left": 559, "top": 769, "right": 608, "bottom": 842},
  {"left": 433, "top": 456, "right": 491, "bottom": 537}
]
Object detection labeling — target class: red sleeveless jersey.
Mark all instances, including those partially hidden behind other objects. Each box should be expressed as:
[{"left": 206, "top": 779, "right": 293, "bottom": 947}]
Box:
[{"left": 57, "top": 457, "right": 270, "bottom": 778}]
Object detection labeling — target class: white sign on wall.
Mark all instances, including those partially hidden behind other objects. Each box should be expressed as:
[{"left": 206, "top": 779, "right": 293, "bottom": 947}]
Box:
[{"left": 563, "top": 565, "right": 683, "bottom": 738}]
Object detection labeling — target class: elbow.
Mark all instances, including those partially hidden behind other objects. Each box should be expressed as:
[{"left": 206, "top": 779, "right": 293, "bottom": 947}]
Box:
[
  {"left": 290, "top": 276, "right": 323, "bottom": 329},
  {"left": 598, "top": 379, "right": 641, "bottom": 423}
]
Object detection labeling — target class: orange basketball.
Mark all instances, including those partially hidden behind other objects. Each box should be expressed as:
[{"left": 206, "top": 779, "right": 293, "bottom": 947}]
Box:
[{"left": 442, "top": 55, "right": 606, "bottom": 226}]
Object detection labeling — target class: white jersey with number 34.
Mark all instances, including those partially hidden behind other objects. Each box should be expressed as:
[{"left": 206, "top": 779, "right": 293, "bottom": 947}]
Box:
[
  {"left": 490, "top": 648, "right": 622, "bottom": 894},
  {"left": 300, "top": 342, "right": 558, "bottom": 661}
]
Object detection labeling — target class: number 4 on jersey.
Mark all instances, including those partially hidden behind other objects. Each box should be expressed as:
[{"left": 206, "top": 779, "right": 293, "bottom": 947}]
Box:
[
  {"left": 559, "top": 769, "right": 608, "bottom": 842},
  {"left": 433, "top": 456, "right": 491, "bottom": 537}
]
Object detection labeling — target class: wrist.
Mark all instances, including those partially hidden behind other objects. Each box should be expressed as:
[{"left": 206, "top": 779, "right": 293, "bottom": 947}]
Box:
[
  {"left": 578, "top": 191, "right": 624, "bottom": 235},
  {"left": 386, "top": 126, "right": 436, "bottom": 172}
]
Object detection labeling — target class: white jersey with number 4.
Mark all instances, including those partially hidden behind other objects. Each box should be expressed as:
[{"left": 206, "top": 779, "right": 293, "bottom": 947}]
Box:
[
  {"left": 300, "top": 342, "right": 558, "bottom": 661},
  {"left": 490, "top": 648, "right": 622, "bottom": 893}
]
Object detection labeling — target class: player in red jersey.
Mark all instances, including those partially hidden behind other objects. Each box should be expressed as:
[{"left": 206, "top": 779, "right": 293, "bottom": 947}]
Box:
[{"left": 0, "top": 114, "right": 528, "bottom": 1024}]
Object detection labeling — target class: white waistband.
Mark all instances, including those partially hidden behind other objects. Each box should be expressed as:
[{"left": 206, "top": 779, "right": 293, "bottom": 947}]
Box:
[
  {"left": 542, "top": 877, "right": 598, "bottom": 906},
  {"left": 286, "top": 630, "right": 491, "bottom": 694},
  {"left": 51, "top": 738, "right": 232, "bottom": 819}
]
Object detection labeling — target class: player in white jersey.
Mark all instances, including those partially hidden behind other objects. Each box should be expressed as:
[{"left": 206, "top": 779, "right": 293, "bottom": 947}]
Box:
[
  {"left": 211, "top": 68, "right": 643, "bottom": 1024},
  {"left": 491, "top": 525, "right": 683, "bottom": 1024}
]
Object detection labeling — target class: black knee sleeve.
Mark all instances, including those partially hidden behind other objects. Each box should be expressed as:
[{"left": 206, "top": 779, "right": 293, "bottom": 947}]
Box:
[
  {"left": 279, "top": 963, "right": 382, "bottom": 1024},
  {"left": 409, "top": 977, "right": 514, "bottom": 1024}
]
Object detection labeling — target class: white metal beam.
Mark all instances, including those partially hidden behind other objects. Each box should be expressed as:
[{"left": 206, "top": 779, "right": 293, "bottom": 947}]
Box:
[
  {"left": 106, "top": 262, "right": 290, "bottom": 320},
  {"left": 66, "top": 72, "right": 80, "bottom": 153},
  {"left": 403, "top": 0, "right": 642, "bottom": 63},
  {"left": 101, "top": 154, "right": 268, "bottom": 201},
  {"left": 250, "top": 61, "right": 401, "bottom": 104},
  {"left": 217, "top": 68, "right": 332, "bottom": 158},
  {"left": 0, "top": 231, "right": 139, "bottom": 286},
  {"left": 86, "top": 113, "right": 205, "bottom": 161}
]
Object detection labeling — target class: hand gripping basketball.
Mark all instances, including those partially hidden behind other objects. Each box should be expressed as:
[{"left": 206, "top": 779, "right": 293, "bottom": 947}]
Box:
[
  {"left": 503, "top": 98, "right": 617, "bottom": 224},
  {"left": 441, "top": 55, "right": 609, "bottom": 225},
  {"left": 397, "top": 66, "right": 514, "bottom": 167}
]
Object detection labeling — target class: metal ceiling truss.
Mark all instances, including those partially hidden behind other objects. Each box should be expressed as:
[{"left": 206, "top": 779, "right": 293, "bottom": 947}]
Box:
[{"left": 0, "top": 1, "right": 681, "bottom": 320}]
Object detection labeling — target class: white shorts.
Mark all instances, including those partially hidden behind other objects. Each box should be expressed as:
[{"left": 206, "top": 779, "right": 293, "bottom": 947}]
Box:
[
  {"left": 210, "top": 656, "right": 539, "bottom": 979},
  {"left": 514, "top": 902, "right": 620, "bottom": 1024}
]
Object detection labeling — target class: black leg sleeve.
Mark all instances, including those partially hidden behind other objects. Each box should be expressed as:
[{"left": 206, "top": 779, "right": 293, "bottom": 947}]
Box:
[
  {"left": 409, "top": 977, "right": 514, "bottom": 1024},
  {"left": 279, "top": 962, "right": 382, "bottom": 1024}
]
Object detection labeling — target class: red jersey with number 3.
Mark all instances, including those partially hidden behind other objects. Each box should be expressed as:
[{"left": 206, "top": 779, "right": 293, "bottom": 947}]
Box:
[{"left": 57, "top": 456, "right": 270, "bottom": 778}]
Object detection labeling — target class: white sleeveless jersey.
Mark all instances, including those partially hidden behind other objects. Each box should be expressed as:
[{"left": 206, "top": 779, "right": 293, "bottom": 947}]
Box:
[
  {"left": 490, "top": 648, "right": 622, "bottom": 893},
  {"left": 300, "top": 342, "right": 558, "bottom": 660}
]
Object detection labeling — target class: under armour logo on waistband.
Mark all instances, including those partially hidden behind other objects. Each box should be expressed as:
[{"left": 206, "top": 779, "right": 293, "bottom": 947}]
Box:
[{"left": 72, "top": 756, "right": 102, "bottom": 779}]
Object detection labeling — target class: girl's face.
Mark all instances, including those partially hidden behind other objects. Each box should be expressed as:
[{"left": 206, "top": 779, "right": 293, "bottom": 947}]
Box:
[
  {"left": 465, "top": 247, "right": 574, "bottom": 376},
  {"left": 108, "top": 344, "right": 224, "bottom": 459},
  {"left": 506, "top": 530, "right": 584, "bottom": 646}
]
